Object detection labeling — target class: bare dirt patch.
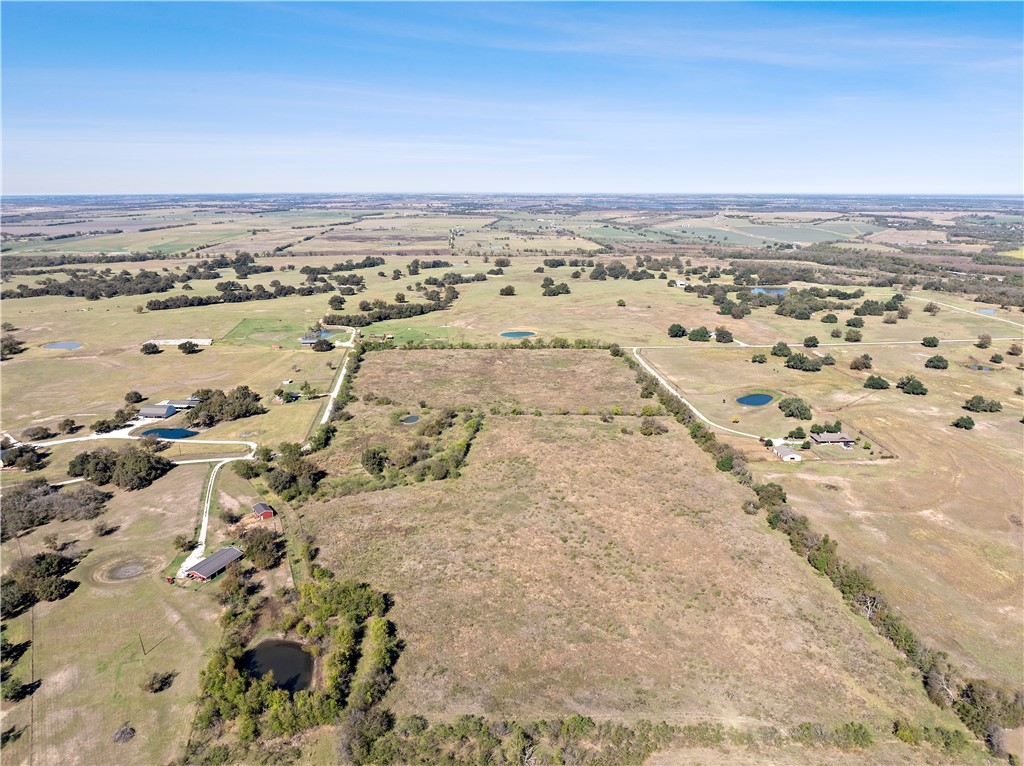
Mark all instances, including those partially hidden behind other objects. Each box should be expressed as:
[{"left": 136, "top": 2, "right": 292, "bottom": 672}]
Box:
[{"left": 93, "top": 556, "right": 165, "bottom": 583}]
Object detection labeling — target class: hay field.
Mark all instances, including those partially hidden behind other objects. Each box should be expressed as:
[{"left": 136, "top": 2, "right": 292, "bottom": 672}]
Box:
[
  {"left": 295, "top": 350, "right": 965, "bottom": 735},
  {"left": 644, "top": 338, "right": 1024, "bottom": 688},
  {"left": 302, "top": 411, "right": 956, "bottom": 731},
  {"left": 351, "top": 349, "right": 652, "bottom": 413},
  {"left": 0, "top": 464, "right": 222, "bottom": 766}
]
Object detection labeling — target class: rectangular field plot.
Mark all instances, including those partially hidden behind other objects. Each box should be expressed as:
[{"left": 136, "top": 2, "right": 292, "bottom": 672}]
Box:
[
  {"left": 350, "top": 348, "right": 652, "bottom": 414},
  {"left": 302, "top": 416, "right": 954, "bottom": 729}
]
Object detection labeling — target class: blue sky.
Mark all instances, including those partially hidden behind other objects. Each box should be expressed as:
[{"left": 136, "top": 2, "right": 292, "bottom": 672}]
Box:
[{"left": 2, "top": 2, "right": 1021, "bottom": 194}]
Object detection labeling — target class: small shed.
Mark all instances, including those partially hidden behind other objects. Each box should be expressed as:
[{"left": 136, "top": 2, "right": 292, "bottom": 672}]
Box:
[
  {"left": 139, "top": 403, "right": 176, "bottom": 419},
  {"left": 773, "top": 444, "right": 802, "bottom": 462},
  {"left": 185, "top": 546, "right": 243, "bottom": 582},
  {"left": 251, "top": 502, "right": 275, "bottom": 521},
  {"left": 299, "top": 337, "right": 318, "bottom": 345}
]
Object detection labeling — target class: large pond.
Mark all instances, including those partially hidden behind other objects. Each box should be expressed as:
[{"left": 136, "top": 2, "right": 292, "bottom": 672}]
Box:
[
  {"left": 976, "top": 309, "right": 997, "bottom": 315},
  {"left": 750, "top": 287, "right": 788, "bottom": 296},
  {"left": 967, "top": 364, "right": 993, "bottom": 371},
  {"left": 42, "top": 341, "right": 82, "bottom": 349},
  {"left": 737, "top": 393, "right": 774, "bottom": 406},
  {"left": 400, "top": 415, "right": 420, "bottom": 424},
  {"left": 141, "top": 428, "right": 199, "bottom": 439},
  {"left": 243, "top": 640, "right": 313, "bottom": 693},
  {"left": 500, "top": 331, "right": 536, "bottom": 338}
]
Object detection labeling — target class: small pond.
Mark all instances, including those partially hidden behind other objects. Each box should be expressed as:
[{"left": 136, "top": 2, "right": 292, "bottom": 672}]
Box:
[
  {"left": 141, "top": 428, "right": 199, "bottom": 439},
  {"left": 400, "top": 415, "right": 420, "bottom": 424},
  {"left": 42, "top": 341, "right": 82, "bottom": 349},
  {"left": 976, "top": 309, "right": 997, "bottom": 315},
  {"left": 750, "top": 287, "right": 788, "bottom": 296},
  {"left": 243, "top": 640, "right": 313, "bottom": 693},
  {"left": 500, "top": 331, "right": 536, "bottom": 338},
  {"left": 967, "top": 364, "right": 993, "bottom": 371},
  {"left": 737, "top": 393, "right": 774, "bottom": 406}
]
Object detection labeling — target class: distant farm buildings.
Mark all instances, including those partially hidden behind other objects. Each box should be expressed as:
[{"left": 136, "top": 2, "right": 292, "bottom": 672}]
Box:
[
  {"left": 810, "top": 432, "right": 855, "bottom": 447},
  {"left": 772, "top": 444, "right": 802, "bottom": 462},
  {"left": 251, "top": 502, "right": 275, "bottom": 521},
  {"left": 139, "top": 403, "right": 177, "bottom": 419},
  {"left": 184, "top": 546, "right": 244, "bottom": 582},
  {"left": 166, "top": 397, "right": 200, "bottom": 410}
]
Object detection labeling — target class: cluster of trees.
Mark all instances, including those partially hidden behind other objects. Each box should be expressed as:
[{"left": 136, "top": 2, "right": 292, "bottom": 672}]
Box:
[
  {"left": 358, "top": 411, "right": 485, "bottom": 484},
  {"left": 963, "top": 395, "right": 1002, "bottom": 413},
  {"left": 540, "top": 277, "right": 570, "bottom": 296},
  {"left": 363, "top": 714, "right": 679, "bottom": 766},
  {"left": 864, "top": 375, "right": 890, "bottom": 390},
  {"left": 896, "top": 375, "right": 928, "bottom": 395},
  {"left": 91, "top": 403, "right": 140, "bottom": 433},
  {"left": 1, "top": 334, "right": 26, "bottom": 360},
  {"left": 778, "top": 397, "right": 812, "bottom": 420},
  {"left": 850, "top": 354, "right": 872, "bottom": 371},
  {"left": 588, "top": 260, "right": 658, "bottom": 281},
  {"left": 2, "top": 268, "right": 180, "bottom": 301},
  {"left": 234, "top": 444, "right": 325, "bottom": 502},
  {"left": 325, "top": 287, "right": 459, "bottom": 328},
  {"left": 854, "top": 295, "right": 906, "bottom": 316},
  {"left": 406, "top": 258, "right": 451, "bottom": 275},
  {"left": 145, "top": 280, "right": 334, "bottom": 311},
  {"left": 185, "top": 386, "right": 266, "bottom": 427},
  {"left": 0, "top": 478, "right": 110, "bottom": 541},
  {"left": 785, "top": 353, "right": 823, "bottom": 372},
  {"left": 924, "top": 355, "right": 949, "bottom": 370},
  {"left": 1, "top": 551, "right": 79, "bottom": 618},
  {"left": 498, "top": 285, "right": 516, "bottom": 296},
  {"left": 1, "top": 444, "right": 47, "bottom": 471},
  {"left": 189, "top": 573, "right": 393, "bottom": 753},
  {"left": 242, "top": 527, "right": 282, "bottom": 570},
  {"left": 422, "top": 271, "right": 487, "bottom": 287},
  {"left": 68, "top": 446, "right": 173, "bottom": 490}
]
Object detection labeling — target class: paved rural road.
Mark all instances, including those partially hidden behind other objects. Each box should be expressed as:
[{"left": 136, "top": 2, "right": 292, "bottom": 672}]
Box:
[{"left": 630, "top": 348, "right": 763, "bottom": 440}]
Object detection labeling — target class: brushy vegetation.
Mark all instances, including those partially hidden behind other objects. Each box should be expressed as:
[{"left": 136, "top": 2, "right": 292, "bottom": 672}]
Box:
[{"left": 0, "top": 477, "right": 110, "bottom": 540}]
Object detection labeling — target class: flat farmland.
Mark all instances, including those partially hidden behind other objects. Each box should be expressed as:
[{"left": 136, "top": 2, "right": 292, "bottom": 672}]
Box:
[
  {"left": 1, "top": 342, "right": 336, "bottom": 441},
  {"left": 350, "top": 348, "right": 652, "bottom": 414},
  {"left": 302, "top": 413, "right": 959, "bottom": 733},
  {"left": 644, "top": 339, "right": 1024, "bottom": 687}
]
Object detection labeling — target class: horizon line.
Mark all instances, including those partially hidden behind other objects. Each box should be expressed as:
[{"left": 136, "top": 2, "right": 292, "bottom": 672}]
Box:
[{"left": 4, "top": 191, "right": 1023, "bottom": 199}]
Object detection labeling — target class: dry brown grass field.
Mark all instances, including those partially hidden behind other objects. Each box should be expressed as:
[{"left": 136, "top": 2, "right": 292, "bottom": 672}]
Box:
[
  {"left": 298, "top": 350, "right": 966, "bottom": 740},
  {"left": 643, "top": 339, "right": 1024, "bottom": 688},
  {"left": 351, "top": 348, "right": 652, "bottom": 413}
]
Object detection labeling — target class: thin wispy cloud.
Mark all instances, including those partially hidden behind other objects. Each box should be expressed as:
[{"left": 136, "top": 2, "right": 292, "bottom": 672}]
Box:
[{"left": 2, "top": 2, "right": 1021, "bottom": 194}]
